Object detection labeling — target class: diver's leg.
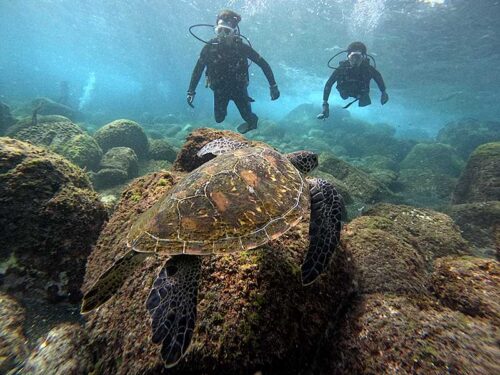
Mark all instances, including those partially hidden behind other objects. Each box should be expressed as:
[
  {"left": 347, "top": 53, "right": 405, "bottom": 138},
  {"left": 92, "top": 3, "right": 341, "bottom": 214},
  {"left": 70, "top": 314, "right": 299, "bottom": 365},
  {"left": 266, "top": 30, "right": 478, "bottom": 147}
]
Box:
[
  {"left": 234, "top": 88, "right": 258, "bottom": 134},
  {"left": 214, "top": 90, "right": 229, "bottom": 123},
  {"left": 358, "top": 93, "right": 371, "bottom": 107}
]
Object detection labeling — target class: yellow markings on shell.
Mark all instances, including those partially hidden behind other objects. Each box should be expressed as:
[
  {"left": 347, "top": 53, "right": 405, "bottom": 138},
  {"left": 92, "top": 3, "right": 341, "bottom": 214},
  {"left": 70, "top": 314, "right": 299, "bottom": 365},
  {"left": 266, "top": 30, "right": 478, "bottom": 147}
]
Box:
[
  {"left": 240, "top": 169, "right": 259, "bottom": 187},
  {"left": 210, "top": 191, "right": 230, "bottom": 212}
]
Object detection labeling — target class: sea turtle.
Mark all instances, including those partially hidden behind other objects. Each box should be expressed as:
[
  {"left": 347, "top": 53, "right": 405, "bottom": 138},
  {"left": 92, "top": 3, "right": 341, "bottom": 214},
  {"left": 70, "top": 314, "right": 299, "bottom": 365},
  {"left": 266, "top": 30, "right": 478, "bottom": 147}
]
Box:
[{"left": 81, "top": 137, "right": 345, "bottom": 367}]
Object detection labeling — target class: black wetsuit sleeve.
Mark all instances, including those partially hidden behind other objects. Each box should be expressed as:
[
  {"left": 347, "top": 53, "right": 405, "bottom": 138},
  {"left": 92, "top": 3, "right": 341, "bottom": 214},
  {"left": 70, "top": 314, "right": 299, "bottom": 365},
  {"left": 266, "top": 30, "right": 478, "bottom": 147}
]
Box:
[
  {"left": 188, "top": 46, "right": 208, "bottom": 93},
  {"left": 369, "top": 66, "right": 386, "bottom": 92},
  {"left": 242, "top": 44, "right": 277, "bottom": 86},
  {"left": 323, "top": 70, "right": 339, "bottom": 102}
]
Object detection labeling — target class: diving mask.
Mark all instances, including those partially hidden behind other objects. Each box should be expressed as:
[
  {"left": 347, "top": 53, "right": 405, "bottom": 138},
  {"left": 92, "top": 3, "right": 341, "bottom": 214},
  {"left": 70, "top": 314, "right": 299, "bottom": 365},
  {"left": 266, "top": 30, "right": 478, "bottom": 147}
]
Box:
[
  {"left": 215, "top": 19, "right": 236, "bottom": 36},
  {"left": 348, "top": 51, "right": 364, "bottom": 67}
]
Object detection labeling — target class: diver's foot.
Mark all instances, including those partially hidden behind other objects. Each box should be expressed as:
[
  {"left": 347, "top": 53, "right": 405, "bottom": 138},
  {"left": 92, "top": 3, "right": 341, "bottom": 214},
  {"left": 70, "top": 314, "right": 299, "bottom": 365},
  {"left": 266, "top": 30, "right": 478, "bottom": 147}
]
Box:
[{"left": 237, "top": 122, "right": 257, "bottom": 134}]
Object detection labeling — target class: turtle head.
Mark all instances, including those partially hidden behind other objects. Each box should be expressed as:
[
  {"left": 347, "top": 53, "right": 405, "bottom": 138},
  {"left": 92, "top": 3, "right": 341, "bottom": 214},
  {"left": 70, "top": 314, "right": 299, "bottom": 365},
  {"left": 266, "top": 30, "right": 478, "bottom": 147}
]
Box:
[{"left": 286, "top": 151, "right": 318, "bottom": 174}]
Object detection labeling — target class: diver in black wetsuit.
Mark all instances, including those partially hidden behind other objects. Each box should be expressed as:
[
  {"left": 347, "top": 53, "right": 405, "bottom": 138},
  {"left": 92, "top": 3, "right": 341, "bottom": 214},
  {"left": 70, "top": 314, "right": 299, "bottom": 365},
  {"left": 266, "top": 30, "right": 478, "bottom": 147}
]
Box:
[
  {"left": 318, "top": 42, "right": 389, "bottom": 120},
  {"left": 187, "top": 10, "right": 280, "bottom": 134}
]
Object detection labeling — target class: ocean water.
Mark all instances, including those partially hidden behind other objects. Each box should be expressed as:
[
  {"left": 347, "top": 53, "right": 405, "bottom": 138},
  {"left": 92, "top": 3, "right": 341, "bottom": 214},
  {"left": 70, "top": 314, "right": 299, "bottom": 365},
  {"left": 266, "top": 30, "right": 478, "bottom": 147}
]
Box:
[{"left": 1, "top": 1, "right": 499, "bottom": 374}]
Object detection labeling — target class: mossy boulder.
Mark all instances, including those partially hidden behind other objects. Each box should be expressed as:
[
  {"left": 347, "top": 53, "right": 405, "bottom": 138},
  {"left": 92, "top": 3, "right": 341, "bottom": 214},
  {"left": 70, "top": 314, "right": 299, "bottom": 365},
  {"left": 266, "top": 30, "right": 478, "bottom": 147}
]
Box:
[
  {"left": 431, "top": 256, "right": 499, "bottom": 324},
  {"left": 82, "top": 169, "right": 354, "bottom": 374},
  {"left": 23, "top": 323, "right": 93, "bottom": 374},
  {"left": 362, "top": 203, "right": 470, "bottom": 262},
  {"left": 0, "top": 293, "right": 29, "bottom": 374},
  {"left": 94, "top": 119, "right": 149, "bottom": 159},
  {"left": 6, "top": 115, "right": 102, "bottom": 170},
  {"left": 319, "top": 153, "right": 395, "bottom": 204},
  {"left": 0, "top": 101, "right": 16, "bottom": 135},
  {"left": 444, "top": 201, "right": 499, "bottom": 259},
  {"left": 148, "top": 138, "right": 178, "bottom": 162},
  {"left": 0, "top": 138, "right": 107, "bottom": 302},
  {"left": 92, "top": 147, "right": 139, "bottom": 190},
  {"left": 400, "top": 143, "right": 465, "bottom": 177},
  {"left": 437, "top": 118, "right": 500, "bottom": 159},
  {"left": 322, "top": 294, "right": 499, "bottom": 375},
  {"left": 32, "top": 97, "right": 82, "bottom": 122},
  {"left": 452, "top": 142, "right": 500, "bottom": 204}
]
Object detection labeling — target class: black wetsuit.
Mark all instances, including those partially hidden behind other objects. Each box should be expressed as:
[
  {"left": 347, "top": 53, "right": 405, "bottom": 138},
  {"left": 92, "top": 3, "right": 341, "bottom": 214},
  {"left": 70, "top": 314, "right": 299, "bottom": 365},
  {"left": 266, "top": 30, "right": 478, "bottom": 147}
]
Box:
[
  {"left": 188, "top": 37, "right": 276, "bottom": 127},
  {"left": 323, "top": 59, "right": 386, "bottom": 107}
]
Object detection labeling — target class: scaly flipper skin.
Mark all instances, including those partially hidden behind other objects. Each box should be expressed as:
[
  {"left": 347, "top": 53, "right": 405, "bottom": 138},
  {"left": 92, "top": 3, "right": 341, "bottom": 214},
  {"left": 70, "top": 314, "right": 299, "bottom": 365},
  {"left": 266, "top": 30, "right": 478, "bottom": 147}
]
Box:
[
  {"left": 81, "top": 249, "right": 150, "bottom": 313},
  {"left": 302, "top": 178, "right": 345, "bottom": 285},
  {"left": 146, "top": 255, "right": 202, "bottom": 368},
  {"left": 196, "top": 137, "right": 248, "bottom": 157}
]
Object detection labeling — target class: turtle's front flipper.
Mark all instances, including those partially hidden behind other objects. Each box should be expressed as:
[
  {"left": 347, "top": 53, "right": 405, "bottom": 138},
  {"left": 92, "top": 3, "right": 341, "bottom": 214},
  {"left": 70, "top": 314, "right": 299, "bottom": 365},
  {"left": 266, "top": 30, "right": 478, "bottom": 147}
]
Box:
[
  {"left": 302, "top": 178, "right": 345, "bottom": 286},
  {"left": 146, "top": 255, "right": 202, "bottom": 368},
  {"left": 81, "top": 249, "right": 150, "bottom": 313},
  {"left": 197, "top": 137, "right": 248, "bottom": 157}
]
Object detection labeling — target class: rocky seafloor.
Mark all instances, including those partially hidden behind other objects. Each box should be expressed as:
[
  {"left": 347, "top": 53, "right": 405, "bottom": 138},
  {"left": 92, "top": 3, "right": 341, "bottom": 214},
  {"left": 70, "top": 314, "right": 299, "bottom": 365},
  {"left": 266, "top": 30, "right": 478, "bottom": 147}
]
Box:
[{"left": 0, "top": 99, "right": 499, "bottom": 374}]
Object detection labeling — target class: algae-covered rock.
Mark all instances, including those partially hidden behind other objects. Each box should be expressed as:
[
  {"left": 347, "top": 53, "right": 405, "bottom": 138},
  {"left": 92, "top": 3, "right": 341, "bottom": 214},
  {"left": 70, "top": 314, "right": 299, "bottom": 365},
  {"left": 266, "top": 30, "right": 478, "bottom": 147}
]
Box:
[
  {"left": 322, "top": 294, "right": 499, "bottom": 375},
  {"left": 92, "top": 147, "right": 139, "bottom": 190},
  {"left": 0, "top": 138, "right": 107, "bottom": 302},
  {"left": 94, "top": 119, "right": 149, "bottom": 159},
  {"left": 452, "top": 142, "right": 500, "bottom": 204},
  {"left": 444, "top": 201, "right": 499, "bottom": 258},
  {"left": 363, "top": 203, "right": 470, "bottom": 261},
  {"left": 23, "top": 323, "right": 93, "bottom": 375},
  {"left": 148, "top": 138, "right": 178, "bottom": 162},
  {"left": 173, "top": 127, "right": 264, "bottom": 173},
  {"left": 32, "top": 97, "right": 82, "bottom": 122},
  {"left": 437, "top": 118, "right": 500, "bottom": 159},
  {"left": 431, "top": 256, "right": 499, "bottom": 324},
  {"left": 6, "top": 115, "right": 102, "bottom": 170},
  {"left": 400, "top": 143, "right": 465, "bottom": 177},
  {"left": 82, "top": 170, "right": 354, "bottom": 374},
  {"left": 0, "top": 101, "right": 16, "bottom": 135},
  {"left": 0, "top": 293, "right": 29, "bottom": 374},
  {"left": 319, "top": 153, "right": 395, "bottom": 204}
]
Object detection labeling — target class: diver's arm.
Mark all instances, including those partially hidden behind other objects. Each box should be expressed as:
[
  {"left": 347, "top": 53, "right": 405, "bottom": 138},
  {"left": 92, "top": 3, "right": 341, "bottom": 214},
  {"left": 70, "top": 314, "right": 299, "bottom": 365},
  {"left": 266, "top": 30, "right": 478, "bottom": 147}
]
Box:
[
  {"left": 243, "top": 44, "right": 277, "bottom": 86},
  {"left": 370, "top": 66, "right": 386, "bottom": 93},
  {"left": 188, "top": 58, "right": 206, "bottom": 94},
  {"left": 323, "top": 71, "right": 338, "bottom": 102}
]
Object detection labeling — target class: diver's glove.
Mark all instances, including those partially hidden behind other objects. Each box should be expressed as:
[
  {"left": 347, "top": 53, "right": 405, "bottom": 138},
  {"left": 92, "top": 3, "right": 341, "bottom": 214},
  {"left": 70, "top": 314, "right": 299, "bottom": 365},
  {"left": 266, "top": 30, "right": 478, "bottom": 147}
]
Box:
[
  {"left": 187, "top": 91, "right": 196, "bottom": 108},
  {"left": 381, "top": 91, "right": 389, "bottom": 105},
  {"left": 270, "top": 84, "right": 280, "bottom": 100},
  {"left": 317, "top": 102, "right": 329, "bottom": 120}
]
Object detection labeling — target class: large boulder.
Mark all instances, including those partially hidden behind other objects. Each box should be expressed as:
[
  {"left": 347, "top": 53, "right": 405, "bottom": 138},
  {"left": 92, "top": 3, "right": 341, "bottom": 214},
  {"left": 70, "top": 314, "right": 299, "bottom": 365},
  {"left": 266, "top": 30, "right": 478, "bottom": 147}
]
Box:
[
  {"left": 94, "top": 119, "right": 149, "bottom": 159},
  {"left": 444, "top": 201, "right": 499, "bottom": 259},
  {"left": 452, "top": 142, "right": 500, "bottom": 204},
  {"left": 148, "top": 138, "right": 178, "bottom": 162},
  {"left": 0, "top": 101, "right": 16, "bottom": 135},
  {"left": 319, "top": 153, "right": 395, "bottom": 205},
  {"left": 6, "top": 115, "right": 102, "bottom": 170},
  {"left": 23, "top": 323, "right": 94, "bottom": 374},
  {"left": 92, "top": 147, "right": 139, "bottom": 190},
  {"left": 0, "top": 138, "right": 107, "bottom": 302},
  {"left": 314, "top": 207, "right": 497, "bottom": 375},
  {"left": 82, "top": 168, "right": 354, "bottom": 374},
  {"left": 397, "top": 143, "right": 465, "bottom": 206},
  {"left": 437, "top": 118, "right": 500, "bottom": 159},
  {"left": 0, "top": 293, "right": 29, "bottom": 374}
]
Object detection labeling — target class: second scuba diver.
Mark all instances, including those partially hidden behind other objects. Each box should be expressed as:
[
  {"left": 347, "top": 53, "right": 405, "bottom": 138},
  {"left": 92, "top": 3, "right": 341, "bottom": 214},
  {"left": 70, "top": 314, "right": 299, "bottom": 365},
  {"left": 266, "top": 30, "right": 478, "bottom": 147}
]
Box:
[
  {"left": 318, "top": 42, "right": 389, "bottom": 120},
  {"left": 187, "top": 10, "right": 280, "bottom": 134}
]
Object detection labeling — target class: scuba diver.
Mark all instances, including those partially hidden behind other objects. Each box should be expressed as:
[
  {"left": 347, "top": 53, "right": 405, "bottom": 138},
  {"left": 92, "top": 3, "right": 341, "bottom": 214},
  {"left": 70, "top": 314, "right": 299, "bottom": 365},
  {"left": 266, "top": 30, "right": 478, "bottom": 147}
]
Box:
[
  {"left": 318, "top": 41, "right": 389, "bottom": 120},
  {"left": 187, "top": 9, "right": 280, "bottom": 134}
]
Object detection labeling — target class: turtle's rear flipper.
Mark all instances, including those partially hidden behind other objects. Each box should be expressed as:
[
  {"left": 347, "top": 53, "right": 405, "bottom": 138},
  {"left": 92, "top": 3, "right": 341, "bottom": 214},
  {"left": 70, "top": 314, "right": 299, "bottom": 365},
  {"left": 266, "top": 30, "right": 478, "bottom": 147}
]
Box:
[
  {"left": 146, "top": 255, "right": 202, "bottom": 368},
  {"left": 302, "top": 178, "right": 345, "bottom": 286},
  {"left": 81, "top": 249, "right": 149, "bottom": 313}
]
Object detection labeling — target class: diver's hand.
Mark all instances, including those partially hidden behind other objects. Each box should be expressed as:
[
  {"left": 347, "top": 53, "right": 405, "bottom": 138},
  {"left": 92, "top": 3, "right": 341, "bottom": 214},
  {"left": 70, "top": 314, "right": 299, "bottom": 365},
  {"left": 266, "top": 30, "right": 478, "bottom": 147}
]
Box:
[
  {"left": 317, "top": 102, "right": 329, "bottom": 120},
  {"left": 270, "top": 84, "right": 280, "bottom": 100},
  {"left": 187, "top": 91, "right": 196, "bottom": 108},
  {"left": 381, "top": 91, "right": 389, "bottom": 105}
]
